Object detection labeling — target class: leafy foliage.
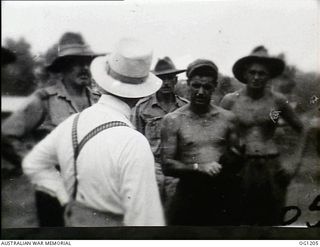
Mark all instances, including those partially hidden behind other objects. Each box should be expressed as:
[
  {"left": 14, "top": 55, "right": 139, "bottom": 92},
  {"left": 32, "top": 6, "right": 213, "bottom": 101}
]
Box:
[
  {"left": 35, "top": 43, "right": 60, "bottom": 88},
  {"left": 1, "top": 38, "right": 37, "bottom": 96},
  {"left": 2, "top": 40, "right": 319, "bottom": 117}
]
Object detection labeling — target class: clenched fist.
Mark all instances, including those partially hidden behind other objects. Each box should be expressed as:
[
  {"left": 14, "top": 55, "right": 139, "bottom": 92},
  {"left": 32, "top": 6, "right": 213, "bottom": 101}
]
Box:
[{"left": 198, "top": 161, "right": 222, "bottom": 176}]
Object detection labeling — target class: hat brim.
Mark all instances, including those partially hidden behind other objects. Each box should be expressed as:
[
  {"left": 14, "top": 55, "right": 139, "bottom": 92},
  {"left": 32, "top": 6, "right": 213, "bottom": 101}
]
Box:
[
  {"left": 233, "top": 55, "right": 285, "bottom": 83},
  {"left": 46, "top": 54, "right": 105, "bottom": 72},
  {"left": 91, "top": 56, "right": 162, "bottom": 98},
  {"left": 153, "top": 69, "right": 186, "bottom": 76}
]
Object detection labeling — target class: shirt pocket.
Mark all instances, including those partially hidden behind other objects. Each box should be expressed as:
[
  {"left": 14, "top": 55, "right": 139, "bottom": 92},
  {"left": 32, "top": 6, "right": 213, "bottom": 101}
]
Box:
[
  {"left": 144, "top": 116, "right": 164, "bottom": 155},
  {"left": 145, "top": 116, "right": 163, "bottom": 140},
  {"left": 43, "top": 97, "right": 76, "bottom": 130}
]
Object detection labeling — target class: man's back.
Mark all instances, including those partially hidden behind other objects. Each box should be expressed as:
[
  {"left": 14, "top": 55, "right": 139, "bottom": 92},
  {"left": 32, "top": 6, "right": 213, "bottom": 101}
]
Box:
[{"left": 23, "top": 94, "right": 165, "bottom": 226}]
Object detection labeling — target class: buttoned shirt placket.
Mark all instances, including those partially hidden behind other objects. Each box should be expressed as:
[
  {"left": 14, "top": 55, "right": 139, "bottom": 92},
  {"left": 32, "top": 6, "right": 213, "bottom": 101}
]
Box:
[{"left": 55, "top": 82, "right": 94, "bottom": 114}]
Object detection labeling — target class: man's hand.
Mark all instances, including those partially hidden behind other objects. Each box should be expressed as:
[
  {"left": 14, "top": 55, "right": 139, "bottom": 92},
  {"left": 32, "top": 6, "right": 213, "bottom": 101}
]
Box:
[{"left": 198, "top": 161, "right": 222, "bottom": 176}]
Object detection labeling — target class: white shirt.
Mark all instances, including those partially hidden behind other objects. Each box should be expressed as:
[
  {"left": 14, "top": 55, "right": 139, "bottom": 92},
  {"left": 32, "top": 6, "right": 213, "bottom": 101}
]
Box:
[{"left": 23, "top": 94, "right": 165, "bottom": 226}]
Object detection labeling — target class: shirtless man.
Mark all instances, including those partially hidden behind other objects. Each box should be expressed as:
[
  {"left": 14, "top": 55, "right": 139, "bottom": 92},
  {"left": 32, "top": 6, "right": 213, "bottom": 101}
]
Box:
[
  {"left": 220, "top": 46, "right": 303, "bottom": 226},
  {"left": 161, "top": 59, "right": 241, "bottom": 225},
  {"left": 133, "top": 57, "right": 188, "bottom": 204}
]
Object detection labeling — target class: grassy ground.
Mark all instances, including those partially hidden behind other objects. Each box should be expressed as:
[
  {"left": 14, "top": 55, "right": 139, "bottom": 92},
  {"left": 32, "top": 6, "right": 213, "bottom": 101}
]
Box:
[
  {"left": 1, "top": 138, "right": 38, "bottom": 228},
  {"left": 1, "top": 122, "right": 319, "bottom": 228},
  {"left": 1, "top": 168, "right": 37, "bottom": 228},
  {"left": 275, "top": 122, "right": 320, "bottom": 226}
]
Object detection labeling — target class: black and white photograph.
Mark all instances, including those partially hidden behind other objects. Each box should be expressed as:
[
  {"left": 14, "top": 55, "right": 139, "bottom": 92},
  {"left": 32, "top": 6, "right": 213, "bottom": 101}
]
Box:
[{"left": 1, "top": 0, "right": 319, "bottom": 240}]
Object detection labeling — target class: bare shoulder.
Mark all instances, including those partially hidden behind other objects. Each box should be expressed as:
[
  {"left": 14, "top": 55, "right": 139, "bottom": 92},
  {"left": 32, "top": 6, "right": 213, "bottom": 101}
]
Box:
[
  {"left": 163, "top": 104, "right": 189, "bottom": 126},
  {"left": 223, "top": 90, "right": 242, "bottom": 101},
  {"left": 220, "top": 89, "right": 242, "bottom": 109},
  {"left": 214, "top": 105, "right": 237, "bottom": 122}
]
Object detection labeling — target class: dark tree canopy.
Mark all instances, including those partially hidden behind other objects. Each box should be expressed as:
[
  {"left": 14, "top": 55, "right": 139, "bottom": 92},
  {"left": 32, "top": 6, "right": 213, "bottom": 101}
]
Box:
[{"left": 1, "top": 38, "right": 37, "bottom": 96}]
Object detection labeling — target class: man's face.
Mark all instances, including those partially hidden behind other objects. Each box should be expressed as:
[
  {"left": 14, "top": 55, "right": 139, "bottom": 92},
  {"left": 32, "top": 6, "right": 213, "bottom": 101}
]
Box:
[
  {"left": 243, "top": 63, "right": 271, "bottom": 90},
  {"left": 63, "top": 58, "right": 92, "bottom": 87},
  {"left": 189, "top": 75, "right": 216, "bottom": 107},
  {"left": 158, "top": 74, "right": 177, "bottom": 94}
]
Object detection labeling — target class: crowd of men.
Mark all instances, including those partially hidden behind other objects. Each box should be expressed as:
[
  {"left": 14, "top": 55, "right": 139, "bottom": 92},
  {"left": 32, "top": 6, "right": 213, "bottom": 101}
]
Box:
[{"left": 2, "top": 32, "right": 308, "bottom": 227}]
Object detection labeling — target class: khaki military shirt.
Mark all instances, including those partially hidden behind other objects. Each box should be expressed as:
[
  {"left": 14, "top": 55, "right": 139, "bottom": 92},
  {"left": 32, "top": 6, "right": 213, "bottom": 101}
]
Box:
[
  {"left": 133, "top": 94, "right": 188, "bottom": 161},
  {"left": 2, "top": 80, "right": 100, "bottom": 140}
]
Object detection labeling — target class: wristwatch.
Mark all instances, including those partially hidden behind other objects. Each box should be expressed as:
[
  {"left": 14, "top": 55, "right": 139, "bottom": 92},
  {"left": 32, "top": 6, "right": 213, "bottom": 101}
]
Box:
[{"left": 193, "top": 163, "right": 199, "bottom": 170}]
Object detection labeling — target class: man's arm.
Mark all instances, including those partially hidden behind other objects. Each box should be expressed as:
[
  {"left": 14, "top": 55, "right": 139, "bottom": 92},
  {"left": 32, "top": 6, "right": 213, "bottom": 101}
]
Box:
[
  {"left": 227, "top": 113, "right": 245, "bottom": 152},
  {"left": 2, "top": 92, "right": 47, "bottom": 138},
  {"left": 119, "top": 133, "right": 165, "bottom": 226},
  {"left": 296, "top": 118, "right": 319, "bottom": 177},
  {"left": 277, "top": 96, "right": 303, "bottom": 133},
  {"left": 22, "top": 120, "right": 69, "bottom": 206},
  {"left": 277, "top": 95, "right": 305, "bottom": 179},
  {"left": 2, "top": 92, "right": 47, "bottom": 168},
  {"left": 160, "top": 114, "right": 194, "bottom": 177},
  {"left": 219, "top": 113, "right": 245, "bottom": 173}
]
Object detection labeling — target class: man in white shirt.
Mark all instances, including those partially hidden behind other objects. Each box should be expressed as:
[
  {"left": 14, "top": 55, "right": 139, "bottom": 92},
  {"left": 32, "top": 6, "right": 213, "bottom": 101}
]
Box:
[{"left": 23, "top": 38, "right": 165, "bottom": 226}]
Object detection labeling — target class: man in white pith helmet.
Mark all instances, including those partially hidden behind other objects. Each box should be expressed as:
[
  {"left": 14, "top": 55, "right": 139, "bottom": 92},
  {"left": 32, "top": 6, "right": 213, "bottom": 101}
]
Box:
[{"left": 22, "top": 38, "right": 165, "bottom": 226}]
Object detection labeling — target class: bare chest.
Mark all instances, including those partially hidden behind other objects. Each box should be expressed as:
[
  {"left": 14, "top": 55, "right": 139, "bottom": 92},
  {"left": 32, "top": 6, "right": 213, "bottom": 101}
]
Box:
[
  {"left": 178, "top": 116, "right": 229, "bottom": 149},
  {"left": 231, "top": 97, "right": 280, "bottom": 126}
]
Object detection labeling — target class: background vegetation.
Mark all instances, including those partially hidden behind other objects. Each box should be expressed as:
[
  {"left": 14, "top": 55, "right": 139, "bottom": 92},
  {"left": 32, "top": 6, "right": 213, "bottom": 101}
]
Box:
[{"left": 2, "top": 37, "right": 320, "bottom": 116}]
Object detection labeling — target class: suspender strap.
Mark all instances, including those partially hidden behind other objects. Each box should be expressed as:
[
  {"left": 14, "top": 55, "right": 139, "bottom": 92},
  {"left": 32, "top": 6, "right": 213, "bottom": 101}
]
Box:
[
  {"left": 77, "top": 121, "right": 129, "bottom": 159},
  {"left": 71, "top": 114, "right": 80, "bottom": 199},
  {"left": 71, "top": 113, "right": 129, "bottom": 200},
  {"left": 72, "top": 114, "right": 81, "bottom": 161}
]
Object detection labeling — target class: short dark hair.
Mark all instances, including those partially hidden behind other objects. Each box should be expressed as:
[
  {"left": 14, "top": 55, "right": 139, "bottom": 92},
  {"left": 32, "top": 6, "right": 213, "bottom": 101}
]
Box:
[{"left": 186, "top": 59, "right": 218, "bottom": 82}]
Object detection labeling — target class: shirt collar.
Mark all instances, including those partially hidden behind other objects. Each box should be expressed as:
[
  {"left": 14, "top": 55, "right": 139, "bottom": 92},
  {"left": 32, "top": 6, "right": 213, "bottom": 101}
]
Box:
[
  {"left": 150, "top": 93, "right": 181, "bottom": 107},
  {"left": 97, "top": 94, "right": 132, "bottom": 120},
  {"left": 52, "top": 80, "right": 95, "bottom": 102},
  {"left": 52, "top": 80, "right": 72, "bottom": 100},
  {"left": 176, "top": 96, "right": 187, "bottom": 107}
]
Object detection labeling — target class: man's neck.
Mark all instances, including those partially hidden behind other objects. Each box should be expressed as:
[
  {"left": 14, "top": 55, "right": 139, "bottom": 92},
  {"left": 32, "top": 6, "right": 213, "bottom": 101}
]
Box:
[
  {"left": 190, "top": 103, "right": 211, "bottom": 116},
  {"left": 156, "top": 91, "right": 175, "bottom": 103},
  {"left": 111, "top": 93, "right": 139, "bottom": 109},
  {"left": 63, "top": 80, "right": 86, "bottom": 96},
  {"left": 245, "top": 87, "right": 265, "bottom": 100}
]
